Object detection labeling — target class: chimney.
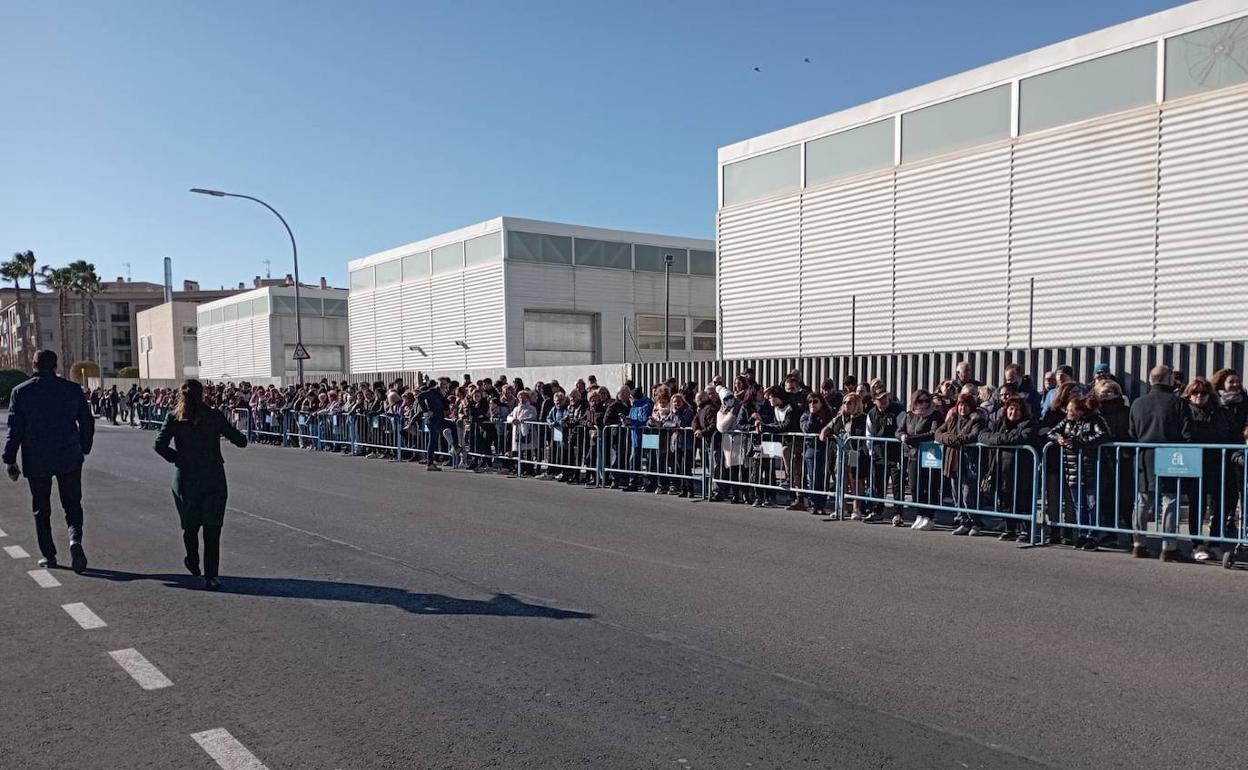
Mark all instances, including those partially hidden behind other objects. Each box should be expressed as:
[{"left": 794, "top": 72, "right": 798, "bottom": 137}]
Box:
[
  {"left": 163, "top": 257, "right": 173, "bottom": 303},
  {"left": 183, "top": 280, "right": 200, "bottom": 292},
  {"left": 116, "top": 276, "right": 124, "bottom": 282},
  {"left": 285, "top": 273, "right": 294, "bottom": 286},
  {"left": 238, "top": 282, "right": 245, "bottom": 290},
  {"left": 253, "top": 275, "right": 262, "bottom": 288},
  {"left": 319, "top": 277, "right": 328, "bottom": 289}
]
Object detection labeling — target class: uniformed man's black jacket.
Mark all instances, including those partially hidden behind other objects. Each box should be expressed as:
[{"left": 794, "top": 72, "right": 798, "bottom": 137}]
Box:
[{"left": 3, "top": 371, "right": 95, "bottom": 478}]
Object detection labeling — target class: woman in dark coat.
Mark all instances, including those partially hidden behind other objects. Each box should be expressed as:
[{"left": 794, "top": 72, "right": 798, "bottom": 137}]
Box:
[{"left": 154, "top": 380, "right": 248, "bottom": 590}]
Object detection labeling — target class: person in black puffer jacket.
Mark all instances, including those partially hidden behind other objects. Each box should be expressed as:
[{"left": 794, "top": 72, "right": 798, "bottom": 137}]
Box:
[
  {"left": 1129, "top": 366, "right": 1193, "bottom": 559},
  {"left": 979, "top": 396, "right": 1040, "bottom": 542},
  {"left": 1046, "top": 395, "right": 1111, "bottom": 549},
  {"left": 866, "top": 387, "right": 904, "bottom": 523},
  {"left": 1091, "top": 379, "right": 1132, "bottom": 545},
  {"left": 1181, "top": 379, "right": 1238, "bottom": 561},
  {"left": 896, "top": 389, "right": 944, "bottom": 530}
]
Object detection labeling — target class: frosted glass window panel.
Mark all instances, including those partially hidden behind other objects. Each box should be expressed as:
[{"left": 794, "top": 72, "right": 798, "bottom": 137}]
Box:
[
  {"left": 574, "top": 238, "right": 632, "bottom": 269},
  {"left": 722, "top": 145, "right": 800, "bottom": 206},
  {"left": 271, "top": 295, "right": 296, "bottom": 315},
  {"left": 634, "top": 245, "right": 688, "bottom": 273},
  {"left": 1020, "top": 44, "right": 1157, "bottom": 134},
  {"left": 692, "top": 318, "right": 716, "bottom": 335},
  {"left": 299, "top": 297, "right": 323, "bottom": 316},
  {"left": 223, "top": 304, "right": 237, "bottom": 322},
  {"left": 1166, "top": 17, "right": 1248, "bottom": 99},
  {"left": 375, "top": 259, "right": 401, "bottom": 287},
  {"left": 806, "top": 119, "right": 894, "bottom": 183},
  {"left": 402, "top": 252, "right": 429, "bottom": 280},
  {"left": 689, "top": 250, "right": 716, "bottom": 276},
  {"left": 464, "top": 232, "right": 502, "bottom": 267},
  {"left": 507, "top": 231, "right": 573, "bottom": 264},
  {"left": 693, "top": 336, "right": 717, "bottom": 351},
  {"left": 252, "top": 295, "right": 269, "bottom": 315},
  {"left": 283, "top": 344, "right": 344, "bottom": 372},
  {"left": 523, "top": 311, "right": 596, "bottom": 352},
  {"left": 350, "top": 268, "right": 374, "bottom": 291},
  {"left": 431, "top": 242, "right": 464, "bottom": 274},
  {"left": 638, "top": 315, "right": 685, "bottom": 333},
  {"left": 639, "top": 335, "right": 687, "bottom": 351},
  {"left": 902, "top": 85, "right": 1010, "bottom": 162},
  {"left": 236, "top": 300, "right": 253, "bottom": 319},
  {"left": 322, "top": 298, "right": 348, "bottom": 317},
  {"left": 210, "top": 308, "right": 224, "bottom": 325}
]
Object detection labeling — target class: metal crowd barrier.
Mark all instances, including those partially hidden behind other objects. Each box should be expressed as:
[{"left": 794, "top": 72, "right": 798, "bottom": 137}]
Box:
[
  {"left": 524, "top": 421, "right": 600, "bottom": 483},
  {"left": 600, "top": 425, "right": 706, "bottom": 495},
  {"left": 136, "top": 405, "right": 169, "bottom": 429},
  {"left": 351, "top": 413, "right": 401, "bottom": 456}
]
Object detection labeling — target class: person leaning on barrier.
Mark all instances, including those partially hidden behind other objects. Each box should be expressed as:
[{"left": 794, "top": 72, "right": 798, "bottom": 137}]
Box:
[
  {"left": 866, "top": 386, "right": 904, "bottom": 524},
  {"left": 897, "top": 389, "right": 943, "bottom": 531},
  {"left": 820, "top": 393, "right": 868, "bottom": 521},
  {"left": 1092, "top": 379, "right": 1134, "bottom": 545},
  {"left": 979, "top": 395, "right": 1040, "bottom": 542},
  {"left": 935, "top": 392, "right": 987, "bottom": 536},
  {"left": 693, "top": 389, "right": 721, "bottom": 499},
  {"left": 1181, "top": 378, "right": 1237, "bottom": 562},
  {"left": 3, "top": 350, "right": 95, "bottom": 573},
  {"left": 753, "top": 385, "right": 799, "bottom": 507},
  {"left": 668, "top": 393, "right": 696, "bottom": 498},
  {"left": 716, "top": 388, "right": 748, "bottom": 505},
  {"left": 797, "top": 393, "right": 834, "bottom": 516},
  {"left": 1045, "top": 394, "right": 1111, "bottom": 550},
  {"left": 1129, "top": 365, "right": 1193, "bottom": 561}
]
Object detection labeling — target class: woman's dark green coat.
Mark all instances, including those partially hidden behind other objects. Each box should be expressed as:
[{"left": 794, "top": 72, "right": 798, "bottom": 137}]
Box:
[{"left": 154, "top": 409, "right": 247, "bottom": 528}]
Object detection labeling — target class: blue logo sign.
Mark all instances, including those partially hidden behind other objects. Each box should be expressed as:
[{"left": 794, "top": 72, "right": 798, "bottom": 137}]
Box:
[
  {"left": 1154, "top": 446, "right": 1203, "bottom": 477},
  {"left": 919, "top": 442, "right": 944, "bottom": 470},
  {"left": 641, "top": 433, "right": 661, "bottom": 450}
]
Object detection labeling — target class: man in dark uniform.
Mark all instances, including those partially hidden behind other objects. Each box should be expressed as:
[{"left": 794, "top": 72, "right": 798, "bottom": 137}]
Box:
[{"left": 3, "top": 350, "right": 95, "bottom": 573}]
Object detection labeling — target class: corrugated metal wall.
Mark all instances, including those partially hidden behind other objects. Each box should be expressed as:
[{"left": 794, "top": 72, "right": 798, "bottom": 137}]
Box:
[
  {"left": 400, "top": 279, "right": 432, "bottom": 371},
  {"left": 631, "top": 341, "right": 1246, "bottom": 403},
  {"left": 465, "top": 263, "right": 505, "bottom": 369},
  {"left": 347, "top": 292, "right": 375, "bottom": 374},
  {"left": 371, "top": 284, "right": 403, "bottom": 371},
  {"left": 718, "top": 195, "right": 800, "bottom": 358}
]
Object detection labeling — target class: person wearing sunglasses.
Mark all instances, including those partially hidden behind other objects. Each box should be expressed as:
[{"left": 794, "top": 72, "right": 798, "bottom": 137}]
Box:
[{"left": 1183, "top": 379, "right": 1237, "bottom": 561}]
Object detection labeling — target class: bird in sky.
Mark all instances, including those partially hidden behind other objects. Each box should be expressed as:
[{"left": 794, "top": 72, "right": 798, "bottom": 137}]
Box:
[
  {"left": 804, "top": 57, "right": 812, "bottom": 63},
  {"left": 753, "top": 66, "right": 761, "bottom": 72}
]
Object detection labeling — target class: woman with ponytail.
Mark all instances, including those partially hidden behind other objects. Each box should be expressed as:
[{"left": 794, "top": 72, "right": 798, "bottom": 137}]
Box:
[{"left": 153, "top": 379, "right": 248, "bottom": 590}]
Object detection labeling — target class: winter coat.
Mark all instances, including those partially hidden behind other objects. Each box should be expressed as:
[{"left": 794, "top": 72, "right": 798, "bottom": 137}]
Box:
[
  {"left": 154, "top": 408, "right": 247, "bottom": 528},
  {"left": 897, "top": 410, "right": 944, "bottom": 461},
  {"left": 1047, "top": 413, "right": 1111, "bottom": 488},
  {"left": 799, "top": 410, "right": 832, "bottom": 460},
  {"left": 693, "top": 403, "right": 718, "bottom": 438},
  {"left": 759, "top": 402, "right": 801, "bottom": 435},
  {"left": 935, "top": 411, "right": 986, "bottom": 478},
  {"left": 628, "top": 396, "right": 654, "bottom": 445},
  {"left": 978, "top": 415, "right": 1040, "bottom": 493},
  {"left": 866, "top": 401, "right": 904, "bottom": 461},
  {"left": 3, "top": 372, "right": 95, "bottom": 478},
  {"left": 717, "top": 405, "right": 748, "bottom": 467}
]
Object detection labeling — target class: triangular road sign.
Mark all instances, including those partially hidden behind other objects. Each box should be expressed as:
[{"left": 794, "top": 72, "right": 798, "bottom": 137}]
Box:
[{"left": 292, "top": 342, "right": 311, "bottom": 360}]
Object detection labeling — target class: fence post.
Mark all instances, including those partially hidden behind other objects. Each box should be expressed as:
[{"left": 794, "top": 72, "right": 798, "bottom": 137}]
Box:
[
  {"left": 835, "top": 436, "right": 847, "bottom": 515},
  {"left": 596, "top": 428, "right": 605, "bottom": 487},
  {"left": 394, "top": 415, "right": 403, "bottom": 462},
  {"left": 349, "top": 415, "right": 358, "bottom": 455}
]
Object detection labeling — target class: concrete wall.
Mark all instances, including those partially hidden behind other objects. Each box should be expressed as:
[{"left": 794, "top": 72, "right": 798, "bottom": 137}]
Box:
[{"left": 136, "top": 302, "right": 199, "bottom": 380}]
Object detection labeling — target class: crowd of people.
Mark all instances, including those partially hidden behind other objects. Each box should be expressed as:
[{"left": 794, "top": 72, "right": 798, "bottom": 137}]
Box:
[{"left": 94, "top": 359, "right": 1248, "bottom": 565}]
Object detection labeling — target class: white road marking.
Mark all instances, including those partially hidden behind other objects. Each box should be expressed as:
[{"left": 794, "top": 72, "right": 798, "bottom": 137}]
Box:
[
  {"left": 191, "top": 728, "right": 270, "bottom": 770},
  {"left": 108, "top": 648, "right": 173, "bottom": 690},
  {"left": 27, "top": 569, "right": 61, "bottom": 588},
  {"left": 0, "top": 526, "right": 7, "bottom": 537},
  {"left": 4, "top": 545, "right": 30, "bottom": 559},
  {"left": 62, "top": 602, "right": 106, "bottom": 629}
]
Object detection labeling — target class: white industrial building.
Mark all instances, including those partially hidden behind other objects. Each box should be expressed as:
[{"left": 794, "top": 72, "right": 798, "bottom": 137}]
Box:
[
  {"left": 347, "top": 217, "right": 716, "bottom": 375},
  {"left": 716, "top": 0, "right": 1248, "bottom": 359},
  {"left": 196, "top": 285, "right": 350, "bottom": 381}
]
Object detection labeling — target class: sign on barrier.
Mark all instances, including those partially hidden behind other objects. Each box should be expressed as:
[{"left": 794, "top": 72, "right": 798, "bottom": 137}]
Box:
[
  {"left": 641, "top": 433, "right": 660, "bottom": 450},
  {"left": 760, "top": 440, "right": 785, "bottom": 459},
  {"left": 1154, "top": 446, "right": 1202, "bottom": 477},
  {"left": 553, "top": 427, "right": 564, "bottom": 443},
  {"left": 919, "top": 442, "right": 943, "bottom": 469}
]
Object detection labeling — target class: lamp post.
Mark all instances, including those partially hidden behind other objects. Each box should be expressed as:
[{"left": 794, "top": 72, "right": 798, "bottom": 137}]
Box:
[
  {"left": 190, "top": 188, "right": 305, "bottom": 385},
  {"left": 663, "top": 253, "right": 674, "bottom": 363}
]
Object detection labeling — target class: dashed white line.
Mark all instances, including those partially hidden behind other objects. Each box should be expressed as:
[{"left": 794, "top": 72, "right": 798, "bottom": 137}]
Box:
[
  {"left": 108, "top": 648, "right": 173, "bottom": 690},
  {"left": 0, "top": 525, "right": 7, "bottom": 537},
  {"left": 191, "top": 728, "right": 270, "bottom": 770},
  {"left": 4, "top": 545, "right": 30, "bottom": 559},
  {"left": 27, "top": 569, "right": 61, "bottom": 588},
  {"left": 62, "top": 602, "right": 106, "bottom": 629}
]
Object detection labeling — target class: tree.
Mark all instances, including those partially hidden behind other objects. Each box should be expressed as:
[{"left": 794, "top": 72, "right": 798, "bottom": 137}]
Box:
[
  {"left": 66, "top": 261, "right": 102, "bottom": 365},
  {"left": 116, "top": 366, "right": 139, "bottom": 378},
  {"left": 0, "top": 259, "right": 26, "bottom": 368},
  {"left": 10, "top": 251, "right": 42, "bottom": 360},
  {"left": 41, "top": 266, "right": 76, "bottom": 365}
]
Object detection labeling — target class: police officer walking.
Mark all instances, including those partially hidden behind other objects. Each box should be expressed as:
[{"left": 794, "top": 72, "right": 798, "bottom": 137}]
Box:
[{"left": 3, "top": 350, "right": 95, "bottom": 573}]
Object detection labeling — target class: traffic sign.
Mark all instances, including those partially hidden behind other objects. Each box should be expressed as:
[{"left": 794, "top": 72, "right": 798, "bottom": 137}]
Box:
[{"left": 292, "top": 342, "right": 311, "bottom": 361}]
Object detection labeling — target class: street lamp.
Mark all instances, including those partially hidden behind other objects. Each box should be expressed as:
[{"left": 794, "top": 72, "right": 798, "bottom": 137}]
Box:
[
  {"left": 190, "top": 188, "right": 306, "bottom": 385},
  {"left": 663, "top": 253, "right": 674, "bottom": 363}
]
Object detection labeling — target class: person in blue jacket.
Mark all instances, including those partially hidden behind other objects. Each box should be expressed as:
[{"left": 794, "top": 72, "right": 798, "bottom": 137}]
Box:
[
  {"left": 3, "top": 350, "right": 95, "bottom": 573},
  {"left": 623, "top": 387, "right": 654, "bottom": 491}
]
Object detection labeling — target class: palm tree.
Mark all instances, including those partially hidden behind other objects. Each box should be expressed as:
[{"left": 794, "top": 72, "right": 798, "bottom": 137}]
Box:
[
  {"left": 67, "top": 261, "right": 102, "bottom": 365},
  {"left": 41, "top": 266, "right": 77, "bottom": 365},
  {"left": 0, "top": 259, "right": 26, "bottom": 368},
  {"left": 10, "top": 250, "right": 42, "bottom": 357}
]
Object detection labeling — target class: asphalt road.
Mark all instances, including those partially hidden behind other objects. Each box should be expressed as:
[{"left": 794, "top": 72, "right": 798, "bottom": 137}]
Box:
[{"left": 0, "top": 422, "right": 1244, "bottom": 769}]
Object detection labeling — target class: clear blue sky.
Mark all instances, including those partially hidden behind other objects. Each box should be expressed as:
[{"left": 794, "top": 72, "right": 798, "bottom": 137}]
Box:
[{"left": 2, "top": 0, "right": 1178, "bottom": 290}]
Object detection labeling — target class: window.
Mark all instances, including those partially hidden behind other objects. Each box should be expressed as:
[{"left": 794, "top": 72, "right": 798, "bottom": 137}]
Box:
[
  {"left": 902, "top": 85, "right": 1010, "bottom": 162},
  {"left": 350, "top": 267, "right": 374, "bottom": 291},
  {"left": 236, "top": 300, "right": 253, "bottom": 319},
  {"left": 299, "top": 297, "right": 323, "bottom": 316},
  {"left": 431, "top": 242, "right": 464, "bottom": 274},
  {"left": 1165, "top": 17, "right": 1248, "bottom": 99},
  {"left": 282, "top": 344, "right": 345, "bottom": 373},
  {"left": 210, "top": 308, "right": 224, "bottom": 325},
  {"left": 689, "top": 250, "right": 716, "bottom": 277},
  {"left": 402, "top": 252, "right": 430, "bottom": 281},
  {"left": 375, "top": 259, "right": 401, "bottom": 287},
  {"left": 807, "top": 119, "right": 894, "bottom": 183},
  {"left": 507, "top": 231, "right": 573, "bottom": 264},
  {"left": 271, "top": 295, "right": 296, "bottom": 315},
  {"left": 722, "top": 145, "right": 800, "bottom": 206},
  {"left": 574, "top": 238, "right": 631, "bottom": 269},
  {"left": 1020, "top": 44, "right": 1156, "bottom": 134},
  {"left": 692, "top": 318, "right": 717, "bottom": 352},
  {"left": 637, "top": 315, "right": 686, "bottom": 351},
  {"left": 464, "top": 231, "right": 502, "bottom": 267},
  {"left": 523, "top": 311, "right": 598, "bottom": 366},
  {"left": 322, "top": 298, "right": 348, "bottom": 317},
  {"left": 252, "top": 295, "right": 269, "bottom": 315},
  {"left": 223, "top": 304, "right": 237, "bottom": 322},
  {"left": 634, "top": 245, "right": 688, "bottom": 273}
]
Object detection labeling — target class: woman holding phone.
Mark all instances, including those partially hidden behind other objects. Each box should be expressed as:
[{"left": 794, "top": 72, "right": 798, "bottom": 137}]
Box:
[{"left": 154, "top": 379, "right": 248, "bottom": 590}]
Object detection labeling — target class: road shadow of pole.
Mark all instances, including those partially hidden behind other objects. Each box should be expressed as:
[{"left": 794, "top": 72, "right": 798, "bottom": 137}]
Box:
[{"left": 82, "top": 570, "right": 595, "bottom": 620}]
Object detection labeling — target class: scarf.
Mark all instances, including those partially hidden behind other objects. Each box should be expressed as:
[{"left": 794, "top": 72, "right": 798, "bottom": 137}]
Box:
[
  {"left": 911, "top": 403, "right": 933, "bottom": 417},
  {"left": 1219, "top": 389, "right": 1244, "bottom": 407}
]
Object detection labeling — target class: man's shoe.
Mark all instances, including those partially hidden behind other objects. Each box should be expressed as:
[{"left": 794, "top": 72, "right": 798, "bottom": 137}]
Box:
[
  {"left": 999, "top": 531, "right": 1018, "bottom": 541},
  {"left": 1193, "top": 546, "right": 1211, "bottom": 562},
  {"left": 1161, "top": 549, "right": 1188, "bottom": 563},
  {"left": 1131, "top": 545, "right": 1150, "bottom": 559},
  {"left": 426, "top": 463, "right": 442, "bottom": 472},
  {"left": 204, "top": 577, "right": 221, "bottom": 591},
  {"left": 892, "top": 515, "right": 905, "bottom": 527},
  {"left": 37, "top": 556, "right": 58, "bottom": 569},
  {"left": 951, "top": 524, "right": 971, "bottom": 536},
  {"left": 913, "top": 516, "right": 935, "bottom": 531},
  {"left": 184, "top": 556, "right": 201, "bottom": 576},
  {"left": 69, "top": 543, "right": 87, "bottom": 574},
  {"left": 785, "top": 501, "right": 807, "bottom": 511}
]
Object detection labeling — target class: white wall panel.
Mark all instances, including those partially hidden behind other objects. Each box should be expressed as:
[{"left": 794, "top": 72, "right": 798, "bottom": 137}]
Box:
[
  {"left": 250, "top": 315, "right": 270, "bottom": 376},
  {"left": 431, "top": 273, "right": 466, "bottom": 371},
  {"left": 464, "top": 263, "right": 506, "bottom": 368},
  {"left": 372, "top": 285, "right": 403, "bottom": 371},
  {"left": 719, "top": 196, "right": 800, "bottom": 358},
  {"left": 1009, "top": 110, "right": 1159, "bottom": 348},
  {"left": 895, "top": 146, "right": 1010, "bottom": 351},
  {"left": 348, "top": 291, "right": 375, "bottom": 374},
  {"left": 400, "top": 280, "right": 431, "bottom": 371},
  {"left": 1157, "top": 88, "right": 1248, "bottom": 341},
  {"left": 799, "top": 173, "right": 893, "bottom": 355}
]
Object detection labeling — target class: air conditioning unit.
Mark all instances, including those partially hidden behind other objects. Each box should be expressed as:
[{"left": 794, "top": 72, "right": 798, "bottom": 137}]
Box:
[{"left": 183, "top": 326, "right": 198, "bottom": 337}]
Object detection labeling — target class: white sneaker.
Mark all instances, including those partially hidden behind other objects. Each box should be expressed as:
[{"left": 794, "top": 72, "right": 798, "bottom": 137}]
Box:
[
  {"left": 914, "top": 516, "right": 934, "bottom": 531},
  {"left": 951, "top": 524, "right": 971, "bottom": 536},
  {"left": 891, "top": 514, "right": 904, "bottom": 527},
  {"left": 1194, "top": 547, "right": 1210, "bottom": 562},
  {"left": 967, "top": 526, "right": 981, "bottom": 537},
  {"left": 909, "top": 516, "right": 922, "bottom": 529},
  {"left": 850, "top": 511, "right": 863, "bottom": 521}
]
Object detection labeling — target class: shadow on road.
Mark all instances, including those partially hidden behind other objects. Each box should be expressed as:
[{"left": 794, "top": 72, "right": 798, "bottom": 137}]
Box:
[{"left": 83, "top": 569, "right": 595, "bottom": 620}]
